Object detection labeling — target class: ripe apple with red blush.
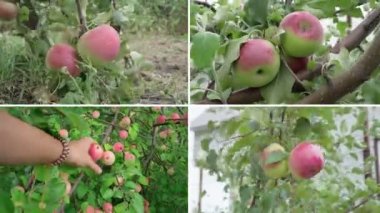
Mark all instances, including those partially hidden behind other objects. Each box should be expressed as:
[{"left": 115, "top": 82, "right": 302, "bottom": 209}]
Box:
[
  {"left": 89, "top": 143, "right": 104, "bottom": 161},
  {"left": 119, "top": 130, "right": 128, "bottom": 139},
  {"left": 289, "top": 142, "right": 324, "bottom": 179},
  {"left": 233, "top": 39, "right": 280, "bottom": 89},
  {"left": 113, "top": 142, "right": 124, "bottom": 153},
  {"left": 102, "top": 151, "right": 115, "bottom": 166},
  {"left": 260, "top": 143, "right": 288, "bottom": 179},
  {"left": 156, "top": 115, "right": 166, "bottom": 124},
  {"left": 285, "top": 56, "right": 308, "bottom": 73},
  {"left": 280, "top": 11, "right": 324, "bottom": 57}
]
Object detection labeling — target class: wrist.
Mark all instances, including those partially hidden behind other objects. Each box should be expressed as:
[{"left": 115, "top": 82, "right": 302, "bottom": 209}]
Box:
[{"left": 51, "top": 139, "right": 70, "bottom": 166}]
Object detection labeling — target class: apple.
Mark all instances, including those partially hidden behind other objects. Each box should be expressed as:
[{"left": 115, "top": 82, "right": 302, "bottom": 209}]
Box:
[
  {"left": 144, "top": 200, "right": 150, "bottom": 213},
  {"left": 77, "top": 24, "right": 120, "bottom": 65},
  {"left": 167, "top": 167, "right": 175, "bottom": 176},
  {"left": 124, "top": 152, "right": 135, "bottom": 161},
  {"left": 159, "top": 129, "right": 172, "bottom": 139},
  {"left": 102, "top": 151, "right": 116, "bottom": 165},
  {"left": 103, "top": 202, "right": 113, "bottom": 213},
  {"left": 115, "top": 175, "right": 124, "bottom": 186},
  {"left": 285, "top": 56, "right": 308, "bottom": 73},
  {"left": 119, "top": 116, "right": 131, "bottom": 128},
  {"left": 289, "top": 142, "right": 324, "bottom": 179},
  {"left": 92, "top": 110, "right": 100, "bottom": 118},
  {"left": 135, "top": 184, "right": 142, "bottom": 193},
  {"left": 59, "top": 129, "right": 69, "bottom": 138},
  {"left": 260, "top": 143, "right": 288, "bottom": 179},
  {"left": 171, "top": 113, "right": 181, "bottom": 123},
  {"left": 130, "top": 144, "right": 137, "bottom": 149},
  {"left": 45, "top": 43, "right": 80, "bottom": 77},
  {"left": 156, "top": 115, "right": 166, "bottom": 124},
  {"left": 113, "top": 142, "right": 124, "bottom": 153},
  {"left": 85, "top": 206, "right": 97, "bottom": 213},
  {"left": 233, "top": 39, "right": 280, "bottom": 89},
  {"left": 0, "top": 1, "right": 17, "bottom": 21},
  {"left": 280, "top": 11, "right": 324, "bottom": 57},
  {"left": 89, "top": 143, "right": 104, "bottom": 161},
  {"left": 160, "top": 144, "right": 168, "bottom": 151},
  {"left": 119, "top": 130, "right": 128, "bottom": 139}
]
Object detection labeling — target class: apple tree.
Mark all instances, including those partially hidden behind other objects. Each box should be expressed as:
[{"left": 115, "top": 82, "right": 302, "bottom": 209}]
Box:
[
  {"left": 195, "top": 107, "right": 380, "bottom": 212},
  {"left": 190, "top": 0, "right": 380, "bottom": 104},
  {"left": 0, "top": 107, "right": 188, "bottom": 212}
]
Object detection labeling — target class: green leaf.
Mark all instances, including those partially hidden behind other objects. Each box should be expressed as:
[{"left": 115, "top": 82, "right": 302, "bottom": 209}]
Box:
[
  {"left": 191, "top": 31, "right": 221, "bottom": 69},
  {"left": 265, "top": 151, "right": 287, "bottom": 165},
  {"left": 244, "top": 0, "right": 269, "bottom": 26},
  {"left": 293, "top": 117, "right": 311, "bottom": 138},
  {"left": 261, "top": 64, "right": 295, "bottom": 104},
  {"left": 201, "top": 138, "right": 211, "bottom": 151}
]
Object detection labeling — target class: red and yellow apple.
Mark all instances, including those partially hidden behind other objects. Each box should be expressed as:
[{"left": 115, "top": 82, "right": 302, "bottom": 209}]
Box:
[
  {"left": 280, "top": 11, "right": 324, "bottom": 57},
  {"left": 113, "top": 142, "right": 124, "bottom": 153},
  {"left": 260, "top": 143, "right": 288, "bottom": 179},
  {"left": 102, "top": 151, "right": 115, "bottom": 166},
  {"left": 102, "top": 202, "right": 113, "bottom": 213},
  {"left": 0, "top": 1, "right": 17, "bottom": 21},
  {"left": 89, "top": 143, "right": 104, "bottom": 161},
  {"left": 119, "top": 116, "right": 131, "bottom": 128},
  {"left": 156, "top": 115, "right": 166, "bottom": 124},
  {"left": 233, "top": 39, "right": 280, "bottom": 89},
  {"left": 119, "top": 130, "right": 128, "bottom": 139}
]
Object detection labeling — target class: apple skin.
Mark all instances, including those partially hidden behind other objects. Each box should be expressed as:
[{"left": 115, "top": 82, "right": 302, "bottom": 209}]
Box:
[
  {"left": 285, "top": 56, "right": 308, "bottom": 73},
  {"left": 119, "top": 116, "right": 131, "bottom": 128},
  {"left": 113, "top": 142, "right": 124, "bottom": 153},
  {"left": 92, "top": 111, "right": 100, "bottom": 118},
  {"left": 135, "top": 184, "right": 142, "bottom": 193},
  {"left": 260, "top": 143, "right": 288, "bottom": 179},
  {"left": 102, "top": 151, "right": 116, "bottom": 166},
  {"left": 77, "top": 24, "right": 120, "bottom": 64},
  {"left": 89, "top": 143, "right": 104, "bottom": 161},
  {"left": 159, "top": 129, "right": 172, "bottom": 138},
  {"left": 124, "top": 152, "right": 135, "bottom": 161},
  {"left": 233, "top": 39, "right": 280, "bottom": 89},
  {"left": 119, "top": 130, "right": 128, "bottom": 139},
  {"left": 171, "top": 113, "right": 181, "bottom": 123},
  {"left": 45, "top": 43, "right": 80, "bottom": 77},
  {"left": 0, "top": 1, "right": 17, "bottom": 21},
  {"left": 156, "top": 115, "right": 166, "bottom": 124},
  {"left": 103, "top": 202, "right": 113, "bottom": 213},
  {"left": 289, "top": 142, "right": 324, "bottom": 179},
  {"left": 152, "top": 106, "right": 161, "bottom": 112},
  {"left": 280, "top": 11, "right": 324, "bottom": 57}
]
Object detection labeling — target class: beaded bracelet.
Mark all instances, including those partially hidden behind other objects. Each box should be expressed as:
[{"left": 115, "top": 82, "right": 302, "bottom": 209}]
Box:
[{"left": 51, "top": 139, "right": 70, "bottom": 166}]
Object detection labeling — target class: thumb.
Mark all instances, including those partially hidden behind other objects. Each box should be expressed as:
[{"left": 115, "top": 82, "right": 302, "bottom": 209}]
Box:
[{"left": 86, "top": 158, "right": 102, "bottom": 174}]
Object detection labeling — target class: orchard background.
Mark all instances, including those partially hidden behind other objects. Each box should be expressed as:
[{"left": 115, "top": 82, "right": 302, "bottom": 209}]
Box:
[
  {"left": 190, "top": 107, "right": 380, "bottom": 212},
  {"left": 0, "top": 107, "right": 188, "bottom": 212},
  {"left": 190, "top": 0, "right": 380, "bottom": 104},
  {"left": 0, "top": 0, "right": 188, "bottom": 104}
]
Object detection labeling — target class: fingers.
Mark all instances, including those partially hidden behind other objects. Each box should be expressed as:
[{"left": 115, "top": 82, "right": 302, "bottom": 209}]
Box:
[{"left": 86, "top": 158, "right": 102, "bottom": 174}]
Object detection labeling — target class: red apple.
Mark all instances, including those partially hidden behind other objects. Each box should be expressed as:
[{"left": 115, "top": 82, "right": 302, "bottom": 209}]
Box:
[
  {"left": 85, "top": 206, "right": 96, "bottom": 213},
  {"left": 92, "top": 110, "right": 100, "bottom": 118},
  {"left": 171, "top": 113, "right": 181, "bottom": 123},
  {"left": 59, "top": 129, "right": 69, "bottom": 138},
  {"left": 289, "top": 142, "right": 324, "bottom": 179},
  {"left": 135, "top": 184, "right": 142, "bottom": 193},
  {"left": 260, "top": 143, "right": 288, "bottom": 179},
  {"left": 152, "top": 106, "right": 161, "bottom": 112},
  {"left": 159, "top": 129, "right": 172, "bottom": 138},
  {"left": 113, "top": 142, "right": 124, "bottom": 153},
  {"left": 285, "top": 56, "right": 308, "bottom": 73},
  {"left": 280, "top": 11, "right": 324, "bottom": 57},
  {"left": 233, "top": 39, "right": 280, "bottom": 89},
  {"left": 0, "top": 1, "right": 17, "bottom": 21},
  {"left": 119, "top": 130, "right": 128, "bottom": 139},
  {"left": 45, "top": 43, "right": 80, "bottom": 77},
  {"left": 102, "top": 151, "right": 116, "bottom": 166},
  {"left": 156, "top": 115, "right": 166, "bottom": 124},
  {"left": 124, "top": 152, "right": 135, "bottom": 161},
  {"left": 78, "top": 25, "right": 120, "bottom": 64},
  {"left": 89, "top": 143, "right": 104, "bottom": 161},
  {"left": 103, "top": 202, "right": 113, "bottom": 213}
]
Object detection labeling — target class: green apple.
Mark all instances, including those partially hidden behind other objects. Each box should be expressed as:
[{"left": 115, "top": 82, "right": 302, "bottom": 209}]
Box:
[
  {"left": 280, "top": 11, "right": 324, "bottom": 57},
  {"left": 260, "top": 143, "right": 288, "bottom": 179},
  {"left": 233, "top": 39, "right": 280, "bottom": 89}
]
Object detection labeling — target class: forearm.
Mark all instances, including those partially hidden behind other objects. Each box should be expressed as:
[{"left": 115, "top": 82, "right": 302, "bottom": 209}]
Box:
[{"left": 0, "top": 110, "right": 62, "bottom": 165}]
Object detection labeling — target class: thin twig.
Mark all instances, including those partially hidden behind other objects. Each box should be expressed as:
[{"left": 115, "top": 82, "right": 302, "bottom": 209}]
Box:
[{"left": 75, "top": 0, "right": 88, "bottom": 36}]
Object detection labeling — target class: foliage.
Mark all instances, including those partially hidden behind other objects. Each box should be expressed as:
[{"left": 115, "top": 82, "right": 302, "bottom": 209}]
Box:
[
  {"left": 0, "top": 0, "right": 187, "bottom": 104},
  {"left": 190, "top": 0, "right": 380, "bottom": 104},
  {"left": 0, "top": 107, "right": 188, "bottom": 212},
  {"left": 196, "top": 107, "right": 380, "bottom": 212}
]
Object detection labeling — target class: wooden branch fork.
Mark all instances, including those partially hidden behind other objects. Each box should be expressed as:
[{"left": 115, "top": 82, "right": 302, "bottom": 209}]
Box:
[{"left": 198, "top": 8, "right": 380, "bottom": 104}]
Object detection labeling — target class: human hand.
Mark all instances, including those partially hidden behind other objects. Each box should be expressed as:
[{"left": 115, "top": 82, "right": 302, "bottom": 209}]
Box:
[
  {"left": 65, "top": 137, "right": 102, "bottom": 174},
  {"left": 0, "top": 1, "right": 18, "bottom": 21}
]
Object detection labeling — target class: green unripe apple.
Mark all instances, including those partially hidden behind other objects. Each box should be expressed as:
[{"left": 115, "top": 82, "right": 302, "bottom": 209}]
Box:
[
  {"left": 233, "top": 39, "right": 280, "bottom": 89},
  {"left": 280, "top": 11, "right": 324, "bottom": 57},
  {"left": 260, "top": 143, "right": 288, "bottom": 179}
]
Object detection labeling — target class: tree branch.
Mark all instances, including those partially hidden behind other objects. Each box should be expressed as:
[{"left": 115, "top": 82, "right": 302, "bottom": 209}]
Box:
[
  {"left": 197, "top": 8, "right": 380, "bottom": 104},
  {"left": 297, "top": 26, "right": 380, "bottom": 104},
  {"left": 75, "top": 0, "right": 88, "bottom": 36}
]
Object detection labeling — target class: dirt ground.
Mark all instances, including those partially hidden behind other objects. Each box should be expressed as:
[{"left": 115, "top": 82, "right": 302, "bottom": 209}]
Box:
[{"left": 128, "top": 34, "right": 188, "bottom": 104}]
